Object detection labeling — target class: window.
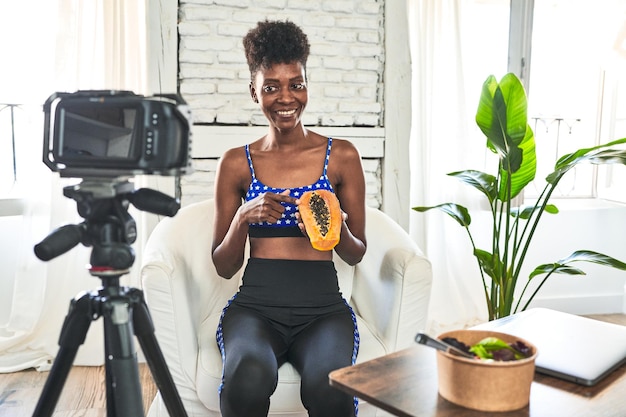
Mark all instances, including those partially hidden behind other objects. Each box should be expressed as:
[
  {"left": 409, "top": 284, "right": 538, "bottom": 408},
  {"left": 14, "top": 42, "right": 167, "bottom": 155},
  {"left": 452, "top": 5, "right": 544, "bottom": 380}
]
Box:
[
  {"left": 521, "top": 0, "right": 626, "bottom": 200},
  {"left": 461, "top": 0, "right": 510, "bottom": 98},
  {"left": 596, "top": 57, "right": 626, "bottom": 202}
]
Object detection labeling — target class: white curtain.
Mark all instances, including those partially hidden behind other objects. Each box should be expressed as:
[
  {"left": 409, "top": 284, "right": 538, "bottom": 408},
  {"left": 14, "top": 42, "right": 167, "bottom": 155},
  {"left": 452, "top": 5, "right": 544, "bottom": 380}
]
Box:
[
  {"left": 407, "top": 0, "right": 510, "bottom": 333},
  {"left": 0, "top": 0, "right": 149, "bottom": 372}
]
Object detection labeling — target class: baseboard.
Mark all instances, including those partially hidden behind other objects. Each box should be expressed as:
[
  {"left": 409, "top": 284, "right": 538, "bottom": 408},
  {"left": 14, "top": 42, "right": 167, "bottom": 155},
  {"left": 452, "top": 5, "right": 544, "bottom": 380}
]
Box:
[{"left": 525, "top": 293, "right": 625, "bottom": 315}]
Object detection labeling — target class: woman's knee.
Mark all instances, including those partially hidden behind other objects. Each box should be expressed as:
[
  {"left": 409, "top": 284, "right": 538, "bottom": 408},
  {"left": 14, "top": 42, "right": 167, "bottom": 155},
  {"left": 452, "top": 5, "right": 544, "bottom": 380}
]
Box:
[
  {"left": 221, "top": 353, "right": 278, "bottom": 412},
  {"left": 300, "top": 372, "right": 355, "bottom": 417},
  {"left": 224, "top": 353, "right": 278, "bottom": 395}
]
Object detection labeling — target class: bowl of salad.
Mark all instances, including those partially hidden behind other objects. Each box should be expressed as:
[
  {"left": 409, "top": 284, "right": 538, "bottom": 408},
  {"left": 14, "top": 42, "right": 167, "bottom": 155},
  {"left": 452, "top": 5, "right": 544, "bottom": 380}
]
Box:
[{"left": 435, "top": 329, "right": 538, "bottom": 412}]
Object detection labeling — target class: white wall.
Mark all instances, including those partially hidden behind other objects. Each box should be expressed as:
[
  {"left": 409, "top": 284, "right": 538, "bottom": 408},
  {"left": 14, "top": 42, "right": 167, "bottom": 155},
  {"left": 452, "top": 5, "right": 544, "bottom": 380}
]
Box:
[
  {"left": 522, "top": 199, "right": 626, "bottom": 314},
  {"left": 468, "top": 199, "right": 626, "bottom": 315},
  {"left": 177, "top": 1, "right": 384, "bottom": 127}
]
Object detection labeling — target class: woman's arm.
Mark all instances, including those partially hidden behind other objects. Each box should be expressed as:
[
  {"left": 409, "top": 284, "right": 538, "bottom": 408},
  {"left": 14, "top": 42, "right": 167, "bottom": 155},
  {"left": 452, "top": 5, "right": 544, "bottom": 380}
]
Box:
[
  {"left": 211, "top": 149, "right": 250, "bottom": 278},
  {"left": 211, "top": 148, "right": 299, "bottom": 278},
  {"left": 328, "top": 139, "right": 367, "bottom": 265}
]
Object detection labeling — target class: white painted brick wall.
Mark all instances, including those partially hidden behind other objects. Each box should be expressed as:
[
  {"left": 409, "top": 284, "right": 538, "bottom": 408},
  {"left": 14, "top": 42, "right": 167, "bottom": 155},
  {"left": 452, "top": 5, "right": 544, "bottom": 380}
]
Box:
[
  {"left": 178, "top": 1, "right": 384, "bottom": 127},
  {"left": 177, "top": 1, "right": 385, "bottom": 208}
]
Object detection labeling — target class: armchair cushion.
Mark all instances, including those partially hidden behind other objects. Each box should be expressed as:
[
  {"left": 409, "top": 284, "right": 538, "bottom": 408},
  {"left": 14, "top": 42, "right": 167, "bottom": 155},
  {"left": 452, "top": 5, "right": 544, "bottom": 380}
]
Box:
[{"left": 141, "top": 199, "right": 431, "bottom": 416}]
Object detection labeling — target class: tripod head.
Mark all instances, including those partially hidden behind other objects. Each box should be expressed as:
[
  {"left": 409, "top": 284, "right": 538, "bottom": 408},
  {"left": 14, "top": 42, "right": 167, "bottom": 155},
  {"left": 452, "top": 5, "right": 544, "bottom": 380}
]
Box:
[{"left": 34, "top": 179, "right": 180, "bottom": 277}]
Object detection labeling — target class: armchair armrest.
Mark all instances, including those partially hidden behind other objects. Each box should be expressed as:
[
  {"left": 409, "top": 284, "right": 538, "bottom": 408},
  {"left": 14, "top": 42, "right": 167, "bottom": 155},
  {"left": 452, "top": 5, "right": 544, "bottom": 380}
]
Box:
[
  {"left": 141, "top": 200, "right": 241, "bottom": 414},
  {"left": 142, "top": 260, "right": 200, "bottom": 392},
  {"left": 350, "top": 207, "right": 432, "bottom": 352}
]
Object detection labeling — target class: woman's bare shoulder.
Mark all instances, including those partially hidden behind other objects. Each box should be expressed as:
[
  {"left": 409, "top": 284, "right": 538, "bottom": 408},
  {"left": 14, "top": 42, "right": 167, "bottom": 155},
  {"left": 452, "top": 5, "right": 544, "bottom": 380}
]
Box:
[
  {"left": 330, "top": 137, "right": 361, "bottom": 159},
  {"left": 215, "top": 145, "right": 253, "bottom": 191},
  {"left": 218, "top": 145, "right": 247, "bottom": 168}
]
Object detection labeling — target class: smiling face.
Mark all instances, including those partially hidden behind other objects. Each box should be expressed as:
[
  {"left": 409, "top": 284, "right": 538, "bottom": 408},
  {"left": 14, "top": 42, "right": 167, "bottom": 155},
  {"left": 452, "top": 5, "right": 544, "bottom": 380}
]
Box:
[{"left": 250, "top": 61, "right": 308, "bottom": 133}]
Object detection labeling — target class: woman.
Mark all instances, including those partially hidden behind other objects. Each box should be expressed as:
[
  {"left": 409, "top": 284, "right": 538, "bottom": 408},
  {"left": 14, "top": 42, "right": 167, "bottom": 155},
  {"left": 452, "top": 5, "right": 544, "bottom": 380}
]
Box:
[{"left": 212, "top": 20, "right": 367, "bottom": 417}]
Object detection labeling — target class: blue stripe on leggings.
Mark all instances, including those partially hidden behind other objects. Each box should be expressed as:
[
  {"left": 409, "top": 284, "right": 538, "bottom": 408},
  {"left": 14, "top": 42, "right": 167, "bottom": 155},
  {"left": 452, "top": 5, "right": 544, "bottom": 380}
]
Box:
[{"left": 345, "top": 299, "right": 360, "bottom": 416}]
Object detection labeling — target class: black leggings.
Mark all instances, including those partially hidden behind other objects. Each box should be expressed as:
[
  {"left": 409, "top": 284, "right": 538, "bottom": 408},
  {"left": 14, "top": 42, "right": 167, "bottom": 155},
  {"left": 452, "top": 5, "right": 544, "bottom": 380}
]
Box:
[{"left": 216, "top": 258, "right": 359, "bottom": 417}]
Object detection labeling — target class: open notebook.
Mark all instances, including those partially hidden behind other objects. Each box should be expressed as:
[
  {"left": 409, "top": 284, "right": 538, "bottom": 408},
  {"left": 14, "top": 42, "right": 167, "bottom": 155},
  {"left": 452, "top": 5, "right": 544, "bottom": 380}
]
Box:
[{"left": 473, "top": 308, "right": 626, "bottom": 386}]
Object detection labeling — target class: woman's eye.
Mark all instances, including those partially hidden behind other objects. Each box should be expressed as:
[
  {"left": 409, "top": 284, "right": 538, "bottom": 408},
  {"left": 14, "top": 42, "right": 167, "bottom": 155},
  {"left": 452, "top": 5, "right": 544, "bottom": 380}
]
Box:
[
  {"left": 263, "top": 85, "right": 277, "bottom": 93},
  {"left": 292, "top": 83, "right": 306, "bottom": 90}
]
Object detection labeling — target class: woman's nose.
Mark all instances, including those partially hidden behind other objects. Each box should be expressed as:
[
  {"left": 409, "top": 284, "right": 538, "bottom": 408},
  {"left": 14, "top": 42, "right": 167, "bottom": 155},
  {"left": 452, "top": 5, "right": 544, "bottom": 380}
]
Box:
[{"left": 277, "top": 87, "right": 295, "bottom": 102}]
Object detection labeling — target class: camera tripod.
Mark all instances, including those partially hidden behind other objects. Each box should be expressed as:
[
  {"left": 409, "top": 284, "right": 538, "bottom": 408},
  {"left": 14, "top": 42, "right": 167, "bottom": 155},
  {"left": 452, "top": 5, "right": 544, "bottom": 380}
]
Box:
[{"left": 33, "top": 180, "right": 188, "bottom": 417}]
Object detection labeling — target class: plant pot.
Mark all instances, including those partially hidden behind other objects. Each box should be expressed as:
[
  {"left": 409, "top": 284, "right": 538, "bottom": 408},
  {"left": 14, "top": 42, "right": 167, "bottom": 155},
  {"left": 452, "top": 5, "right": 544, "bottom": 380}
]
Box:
[{"left": 436, "top": 329, "right": 538, "bottom": 412}]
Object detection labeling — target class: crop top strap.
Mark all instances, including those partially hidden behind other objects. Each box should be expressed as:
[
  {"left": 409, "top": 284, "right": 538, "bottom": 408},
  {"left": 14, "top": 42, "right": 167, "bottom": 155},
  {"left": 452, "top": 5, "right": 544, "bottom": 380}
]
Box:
[
  {"left": 245, "top": 144, "right": 256, "bottom": 179},
  {"left": 323, "top": 137, "right": 332, "bottom": 177},
  {"left": 246, "top": 138, "right": 331, "bottom": 179}
]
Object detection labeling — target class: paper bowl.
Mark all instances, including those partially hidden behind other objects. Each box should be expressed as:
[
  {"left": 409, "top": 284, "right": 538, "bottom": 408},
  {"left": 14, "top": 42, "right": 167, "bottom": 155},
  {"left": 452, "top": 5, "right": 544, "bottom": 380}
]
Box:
[{"left": 436, "top": 329, "right": 538, "bottom": 412}]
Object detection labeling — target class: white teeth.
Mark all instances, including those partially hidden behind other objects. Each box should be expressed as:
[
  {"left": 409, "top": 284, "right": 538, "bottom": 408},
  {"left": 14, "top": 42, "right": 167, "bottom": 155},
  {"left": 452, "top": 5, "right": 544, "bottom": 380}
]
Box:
[{"left": 277, "top": 109, "right": 296, "bottom": 116}]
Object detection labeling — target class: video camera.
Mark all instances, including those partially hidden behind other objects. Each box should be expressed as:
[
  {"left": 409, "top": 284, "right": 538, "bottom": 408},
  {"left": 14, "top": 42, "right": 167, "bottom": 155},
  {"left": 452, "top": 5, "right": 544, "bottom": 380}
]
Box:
[
  {"left": 35, "top": 90, "right": 193, "bottom": 264},
  {"left": 34, "top": 89, "right": 193, "bottom": 417},
  {"left": 43, "top": 90, "right": 192, "bottom": 179}
]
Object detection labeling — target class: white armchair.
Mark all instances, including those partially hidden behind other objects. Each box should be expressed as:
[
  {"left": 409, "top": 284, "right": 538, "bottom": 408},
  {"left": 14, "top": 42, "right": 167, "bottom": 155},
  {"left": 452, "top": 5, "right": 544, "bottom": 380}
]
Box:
[{"left": 141, "top": 199, "right": 432, "bottom": 417}]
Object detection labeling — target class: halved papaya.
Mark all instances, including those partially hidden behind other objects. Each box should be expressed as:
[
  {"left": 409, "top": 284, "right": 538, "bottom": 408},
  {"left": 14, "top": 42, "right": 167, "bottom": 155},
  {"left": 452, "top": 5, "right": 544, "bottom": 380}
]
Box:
[{"left": 299, "top": 189, "right": 341, "bottom": 251}]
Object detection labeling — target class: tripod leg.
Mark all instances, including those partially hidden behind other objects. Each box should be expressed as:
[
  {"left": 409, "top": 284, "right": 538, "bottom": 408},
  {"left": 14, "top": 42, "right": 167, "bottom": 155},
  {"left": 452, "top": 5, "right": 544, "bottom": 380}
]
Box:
[
  {"left": 32, "top": 293, "right": 93, "bottom": 417},
  {"left": 102, "top": 295, "right": 145, "bottom": 417},
  {"left": 129, "top": 288, "right": 189, "bottom": 417}
]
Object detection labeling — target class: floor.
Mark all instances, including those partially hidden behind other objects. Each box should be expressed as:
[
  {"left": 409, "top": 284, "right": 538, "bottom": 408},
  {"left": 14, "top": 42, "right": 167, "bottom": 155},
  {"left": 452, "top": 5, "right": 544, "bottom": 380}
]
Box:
[
  {"left": 0, "top": 363, "right": 157, "bottom": 417},
  {"left": 584, "top": 313, "right": 626, "bottom": 326}
]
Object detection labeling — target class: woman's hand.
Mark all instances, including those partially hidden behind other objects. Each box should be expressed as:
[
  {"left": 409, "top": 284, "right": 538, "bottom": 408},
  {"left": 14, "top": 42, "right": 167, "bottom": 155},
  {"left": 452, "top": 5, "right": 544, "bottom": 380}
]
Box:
[{"left": 244, "top": 189, "right": 296, "bottom": 224}]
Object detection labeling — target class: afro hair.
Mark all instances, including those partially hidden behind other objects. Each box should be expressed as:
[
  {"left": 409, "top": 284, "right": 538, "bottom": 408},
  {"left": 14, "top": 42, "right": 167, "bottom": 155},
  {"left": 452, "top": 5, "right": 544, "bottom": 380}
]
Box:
[{"left": 243, "top": 20, "right": 310, "bottom": 79}]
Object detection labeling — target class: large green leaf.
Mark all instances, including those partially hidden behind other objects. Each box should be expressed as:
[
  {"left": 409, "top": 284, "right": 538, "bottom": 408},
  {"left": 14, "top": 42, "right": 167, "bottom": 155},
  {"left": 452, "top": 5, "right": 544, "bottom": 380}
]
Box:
[
  {"left": 497, "top": 74, "right": 529, "bottom": 173},
  {"left": 411, "top": 203, "right": 471, "bottom": 227},
  {"left": 529, "top": 250, "right": 626, "bottom": 278},
  {"left": 529, "top": 264, "right": 586, "bottom": 278},
  {"left": 498, "top": 123, "right": 537, "bottom": 201},
  {"left": 511, "top": 204, "right": 559, "bottom": 219},
  {"left": 448, "top": 170, "right": 497, "bottom": 204},
  {"left": 476, "top": 73, "right": 529, "bottom": 173},
  {"left": 546, "top": 138, "right": 626, "bottom": 184},
  {"left": 475, "top": 75, "right": 499, "bottom": 147},
  {"left": 499, "top": 73, "right": 529, "bottom": 137},
  {"left": 558, "top": 250, "right": 626, "bottom": 268},
  {"left": 491, "top": 83, "right": 517, "bottom": 163},
  {"left": 474, "top": 248, "right": 501, "bottom": 284}
]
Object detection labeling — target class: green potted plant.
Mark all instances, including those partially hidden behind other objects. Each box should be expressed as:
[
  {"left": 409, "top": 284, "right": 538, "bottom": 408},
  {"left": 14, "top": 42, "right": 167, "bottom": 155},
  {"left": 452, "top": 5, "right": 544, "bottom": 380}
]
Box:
[{"left": 413, "top": 72, "right": 626, "bottom": 321}]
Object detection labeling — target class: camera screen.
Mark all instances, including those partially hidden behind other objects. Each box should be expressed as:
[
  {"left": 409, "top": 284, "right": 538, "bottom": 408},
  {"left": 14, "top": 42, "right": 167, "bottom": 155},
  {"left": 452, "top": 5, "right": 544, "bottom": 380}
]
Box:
[
  {"left": 56, "top": 103, "right": 142, "bottom": 161},
  {"left": 43, "top": 90, "right": 192, "bottom": 178}
]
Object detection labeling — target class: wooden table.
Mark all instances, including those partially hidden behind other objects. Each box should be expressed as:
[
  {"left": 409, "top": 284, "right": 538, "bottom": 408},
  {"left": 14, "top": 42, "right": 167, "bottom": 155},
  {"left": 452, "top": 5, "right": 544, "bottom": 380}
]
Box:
[{"left": 329, "top": 345, "right": 626, "bottom": 417}]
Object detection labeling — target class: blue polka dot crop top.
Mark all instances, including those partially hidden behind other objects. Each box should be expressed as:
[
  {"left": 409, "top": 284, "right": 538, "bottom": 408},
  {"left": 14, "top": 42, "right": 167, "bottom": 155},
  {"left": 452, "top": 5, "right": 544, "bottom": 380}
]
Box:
[{"left": 245, "top": 137, "right": 335, "bottom": 238}]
